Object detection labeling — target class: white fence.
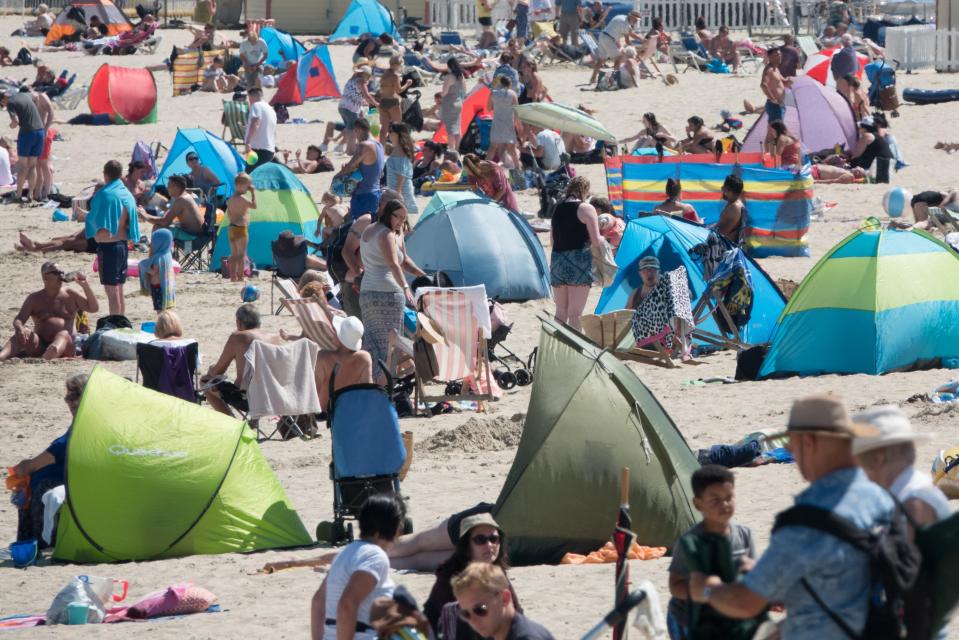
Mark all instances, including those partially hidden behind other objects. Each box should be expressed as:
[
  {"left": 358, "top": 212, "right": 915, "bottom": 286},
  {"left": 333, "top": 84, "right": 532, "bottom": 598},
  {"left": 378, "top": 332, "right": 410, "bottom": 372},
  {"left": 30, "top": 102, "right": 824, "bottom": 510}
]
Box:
[
  {"left": 885, "top": 25, "right": 959, "bottom": 72},
  {"left": 636, "top": 0, "right": 787, "bottom": 31},
  {"left": 429, "top": 0, "right": 477, "bottom": 29}
]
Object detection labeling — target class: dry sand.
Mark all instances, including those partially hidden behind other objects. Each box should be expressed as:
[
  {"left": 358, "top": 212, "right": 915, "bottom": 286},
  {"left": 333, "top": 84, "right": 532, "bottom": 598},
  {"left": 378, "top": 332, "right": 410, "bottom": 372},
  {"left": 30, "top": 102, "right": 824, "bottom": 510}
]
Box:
[{"left": 0, "top": 16, "right": 958, "bottom": 637}]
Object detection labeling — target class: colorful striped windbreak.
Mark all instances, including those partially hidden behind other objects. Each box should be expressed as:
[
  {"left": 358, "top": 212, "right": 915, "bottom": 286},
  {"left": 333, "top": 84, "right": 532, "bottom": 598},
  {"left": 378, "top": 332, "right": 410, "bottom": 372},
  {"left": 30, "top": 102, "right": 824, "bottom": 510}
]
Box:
[
  {"left": 760, "top": 227, "right": 959, "bottom": 377},
  {"left": 604, "top": 153, "right": 813, "bottom": 258}
]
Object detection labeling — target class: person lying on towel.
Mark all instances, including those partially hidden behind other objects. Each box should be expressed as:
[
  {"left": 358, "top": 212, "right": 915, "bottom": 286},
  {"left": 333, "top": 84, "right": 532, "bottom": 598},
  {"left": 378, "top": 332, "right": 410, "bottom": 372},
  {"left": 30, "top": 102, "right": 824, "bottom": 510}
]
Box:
[{"left": 627, "top": 255, "right": 695, "bottom": 360}]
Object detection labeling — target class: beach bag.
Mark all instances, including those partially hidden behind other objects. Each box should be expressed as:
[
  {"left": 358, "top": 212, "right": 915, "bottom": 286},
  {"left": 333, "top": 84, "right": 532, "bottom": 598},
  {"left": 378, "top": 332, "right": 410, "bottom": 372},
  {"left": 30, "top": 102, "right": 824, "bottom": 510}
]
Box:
[
  {"left": 595, "top": 69, "right": 619, "bottom": 92},
  {"left": 413, "top": 337, "right": 439, "bottom": 381},
  {"left": 734, "top": 344, "right": 768, "bottom": 381},
  {"left": 772, "top": 501, "right": 922, "bottom": 640},
  {"left": 12, "top": 47, "right": 32, "bottom": 66},
  {"left": 591, "top": 241, "right": 618, "bottom": 287},
  {"left": 402, "top": 90, "right": 424, "bottom": 132},
  {"left": 47, "top": 576, "right": 127, "bottom": 625},
  {"left": 879, "top": 86, "right": 899, "bottom": 111}
]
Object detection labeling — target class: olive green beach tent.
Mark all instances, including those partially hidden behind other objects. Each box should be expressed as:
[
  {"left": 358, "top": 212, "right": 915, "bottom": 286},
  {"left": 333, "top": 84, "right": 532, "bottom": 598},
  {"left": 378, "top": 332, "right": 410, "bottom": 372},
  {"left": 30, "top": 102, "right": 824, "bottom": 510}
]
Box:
[
  {"left": 494, "top": 317, "right": 699, "bottom": 565},
  {"left": 53, "top": 367, "right": 312, "bottom": 563}
]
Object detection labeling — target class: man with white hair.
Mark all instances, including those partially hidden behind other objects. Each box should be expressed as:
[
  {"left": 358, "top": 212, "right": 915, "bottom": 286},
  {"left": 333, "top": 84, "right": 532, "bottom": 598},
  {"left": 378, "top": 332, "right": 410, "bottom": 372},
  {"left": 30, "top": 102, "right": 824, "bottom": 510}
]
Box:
[
  {"left": 830, "top": 33, "right": 859, "bottom": 96},
  {"left": 853, "top": 405, "right": 951, "bottom": 530}
]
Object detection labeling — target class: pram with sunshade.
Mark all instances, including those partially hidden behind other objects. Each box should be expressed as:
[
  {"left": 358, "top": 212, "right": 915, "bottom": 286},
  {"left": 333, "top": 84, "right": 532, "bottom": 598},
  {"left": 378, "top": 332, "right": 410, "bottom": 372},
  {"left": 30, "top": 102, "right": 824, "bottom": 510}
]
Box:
[{"left": 316, "top": 364, "right": 410, "bottom": 545}]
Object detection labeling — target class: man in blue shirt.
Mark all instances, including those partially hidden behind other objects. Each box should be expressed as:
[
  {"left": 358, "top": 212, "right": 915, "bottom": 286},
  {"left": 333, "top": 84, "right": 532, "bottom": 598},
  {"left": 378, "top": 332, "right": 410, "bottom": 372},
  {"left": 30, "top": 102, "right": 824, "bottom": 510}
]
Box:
[
  {"left": 693, "top": 394, "right": 892, "bottom": 639},
  {"left": 555, "top": 0, "right": 582, "bottom": 48},
  {"left": 85, "top": 160, "right": 139, "bottom": 316}
]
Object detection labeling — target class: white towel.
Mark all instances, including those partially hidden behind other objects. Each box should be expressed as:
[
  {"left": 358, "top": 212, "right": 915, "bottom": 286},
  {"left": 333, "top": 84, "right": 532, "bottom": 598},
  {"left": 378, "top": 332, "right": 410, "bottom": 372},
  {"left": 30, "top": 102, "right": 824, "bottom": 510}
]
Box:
[
  {"left": 41, "top": 485, "right": 66, "bottom": 545},
  {"left": 415, "top": 284, "right": 492, "bottom": 338},
  {"left": 244, "top": 339, "right": 322, "bottom": 419},
  {"left": 631, "top": 580, "right": 668, "bottom": 640}
]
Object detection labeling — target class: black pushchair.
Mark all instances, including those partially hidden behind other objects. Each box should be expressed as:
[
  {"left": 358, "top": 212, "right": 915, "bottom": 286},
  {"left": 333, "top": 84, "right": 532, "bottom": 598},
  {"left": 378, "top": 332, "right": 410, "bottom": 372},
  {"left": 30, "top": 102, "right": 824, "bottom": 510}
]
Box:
[
  {"left": 315, "top": 364, "right": 412, "bottom": 545},
  {"left": 532, "top": 161, "right": 574, "bottom": 219},
  {"left": 487, "top": 299, "right": 535, "bottom": 390},
  {"left": 401, "top": 89, "right": 424, "bottom": 132}
]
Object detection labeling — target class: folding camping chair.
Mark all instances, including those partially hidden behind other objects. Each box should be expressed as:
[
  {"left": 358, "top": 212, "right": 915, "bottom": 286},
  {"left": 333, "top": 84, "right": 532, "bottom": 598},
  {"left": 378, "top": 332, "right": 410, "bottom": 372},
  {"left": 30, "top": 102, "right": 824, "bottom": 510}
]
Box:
[
  {"left": 690, "top": 247, "right": 754, "bottom": 352},
  {"left": 222, "top": 99, "right": 250, "bottom": 147},
  {"left": 317, "top": 363, "right": 408, "bottom": 545},
  {"left": 172, "top": 201, "right": 218, "bottom": 272},
  {"left": 407, "top": 286, "right": 496, "bottom": 412},
  {"left": 580, "top": 308, "right": 677, "bottom": 368},
  {"left": 281, "top": 295, "right": 341, "bottom": 351},
  {"left": 927, "top": 206, "right": 959, "bottom": 234},
  {"left": 796, "top": 35, "right": 819, "bottom": 64},
  {"left": 135, "top": 342, "right": 201, "bottom": 403},
  {"left": 242, "top": 338, "right": 322, "bottom": 441},
  {"left": 270, "top": 239, "right": 309, "bottom": 314},
  {"left": 52, "top": 82, "right": 87, "bottom": 111}
]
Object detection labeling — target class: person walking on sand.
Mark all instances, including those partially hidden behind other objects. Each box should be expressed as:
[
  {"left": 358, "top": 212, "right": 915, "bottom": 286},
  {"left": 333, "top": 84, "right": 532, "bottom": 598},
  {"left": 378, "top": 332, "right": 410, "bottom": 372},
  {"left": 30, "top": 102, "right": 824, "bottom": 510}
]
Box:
[
  {"left": 226, "top": 172, "right": 257, "bottom": 282},
  {"left": 761, "top": 47, "right": 791, "bottom": 125},
  {"left": 85, "top": 160, "right": 139, "bottom": 316},
  {"left": 244, "top": 88, "right": 277, "bottom": 170},
  {"left": 2, "top": 87, "right": 45, "bottom": 204},
  {"left": 0, "top": 262, "right": 98, "bottom": 361}
]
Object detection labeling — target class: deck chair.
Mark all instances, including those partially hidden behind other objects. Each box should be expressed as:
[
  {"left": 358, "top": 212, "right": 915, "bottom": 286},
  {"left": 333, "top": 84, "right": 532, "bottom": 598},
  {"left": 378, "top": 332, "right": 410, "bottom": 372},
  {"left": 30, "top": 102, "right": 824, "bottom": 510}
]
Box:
[
  {"left": 172, "top": 202, "right": 218, "bottom": 272},
  {"left": 52, "top": 83, "right": 87, "bottom": 111},
  {"left": 172, "top": 48, "right": 202, "bottom": 95},
  {"left": 581, "top": 308, "right": 677, "bottom": 368},
  {"left": 928, "top": 206, "right": 959, "bottom": 234},
  {"left": 274, "top": 276, "right": 301, "bottom": 315},
  {"left": 243, "top": 338, "right": 322, "bottom": 441},
  {"left": 282, "top": 295, "right": 341, "bottom": 351},
  {"left": 796, "top": 35, "right": 819, "bottom": 64},
  {"left": 141, "top": 32, "right": 162, "bottom": 55},
  {"left": 222, "top": 99, "right": 250, "bottom": 147},
  {"left": 135, "top": 341, "right": 200, "bottom": 403},
  {"left": 689, "top": 251, "right": 754, "bottom": 352},
  {"left": 271, "top": 239, "right": 309, "bottom": 314},
  {"left": 670, "top": 40, "right": 708, "bottom": 73},
  {"left": 410, "top": 285, "right": 496, "bottom": 411}
]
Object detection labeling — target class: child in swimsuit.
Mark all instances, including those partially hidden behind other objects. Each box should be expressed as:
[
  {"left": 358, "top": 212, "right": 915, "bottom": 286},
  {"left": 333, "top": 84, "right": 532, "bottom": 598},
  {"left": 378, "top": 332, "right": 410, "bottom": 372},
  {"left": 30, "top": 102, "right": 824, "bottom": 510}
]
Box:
[{"left": 225, "top": 173, "right": 257, "bottom": 282}]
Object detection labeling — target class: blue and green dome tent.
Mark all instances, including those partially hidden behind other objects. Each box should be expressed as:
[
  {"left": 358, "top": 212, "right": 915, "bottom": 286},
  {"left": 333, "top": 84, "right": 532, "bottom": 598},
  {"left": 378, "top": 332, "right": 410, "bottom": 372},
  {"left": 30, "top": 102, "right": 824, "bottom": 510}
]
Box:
[
  {"left": 153, "top": 128, "right": 244, "bottom": 198},
  {"left": 210, "top": 163, "right": 320, "bottom": 270},
  {"left": 760, "top": 226, "right": 959, "bottom": 377},
  {"left": 596, "top": 215, "right": 786, "bottom": 345},
  {"left": 259, "top": 27, "right": 307, "bottom": 68},
  {"left": 406, "top": 195, "right": 550, "bottom": 301},
  {"left": 330, "top": 0, "right": 399, "bottom": 41}
]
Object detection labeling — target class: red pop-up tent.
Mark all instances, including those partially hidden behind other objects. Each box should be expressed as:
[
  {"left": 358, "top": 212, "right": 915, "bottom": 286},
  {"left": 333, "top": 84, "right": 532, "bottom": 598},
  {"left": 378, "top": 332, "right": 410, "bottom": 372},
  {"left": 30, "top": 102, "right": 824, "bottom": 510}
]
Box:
[{"left": 88, "top": 64, "right": 157, "bottom": 124}]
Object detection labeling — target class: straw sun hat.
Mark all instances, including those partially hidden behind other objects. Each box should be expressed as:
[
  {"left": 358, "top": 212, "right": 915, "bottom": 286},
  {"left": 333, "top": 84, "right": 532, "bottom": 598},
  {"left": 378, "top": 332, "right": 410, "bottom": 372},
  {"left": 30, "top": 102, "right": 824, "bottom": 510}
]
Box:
[{"left": 772, "top": 394, "right": 878, "bottom": 440}]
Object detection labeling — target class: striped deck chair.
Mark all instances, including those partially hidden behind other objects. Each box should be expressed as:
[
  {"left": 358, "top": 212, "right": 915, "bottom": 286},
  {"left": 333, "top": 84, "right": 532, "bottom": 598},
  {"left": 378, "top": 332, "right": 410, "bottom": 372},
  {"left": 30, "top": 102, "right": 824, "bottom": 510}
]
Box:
[
  {"left": 222, "top": 99, "right": 250, "bottom": 147},
  {"left": 282, "top": 296, "right": 341, "bottom": 351},
  {"left": 273, "top": 276, "right": 300, "bottom": 315},
  {"left": 414, "top": 287, "right": 495, "bottom": 409}
]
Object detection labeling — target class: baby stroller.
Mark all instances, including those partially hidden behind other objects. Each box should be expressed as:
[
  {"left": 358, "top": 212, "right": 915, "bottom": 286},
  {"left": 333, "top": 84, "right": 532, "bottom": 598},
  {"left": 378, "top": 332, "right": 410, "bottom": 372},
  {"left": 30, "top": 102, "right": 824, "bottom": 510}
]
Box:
[
  {"left": 316, "top": 364, "right": 411, "bottom": 545},
  {"left": 533, "top": 162, "right": 574, "bottom": 219},
  {"left": 487, "top": 299, "right": 536, "bottom": 389},
  {"left": 865, "top": 59, "right": 900, "bottom": 117}
]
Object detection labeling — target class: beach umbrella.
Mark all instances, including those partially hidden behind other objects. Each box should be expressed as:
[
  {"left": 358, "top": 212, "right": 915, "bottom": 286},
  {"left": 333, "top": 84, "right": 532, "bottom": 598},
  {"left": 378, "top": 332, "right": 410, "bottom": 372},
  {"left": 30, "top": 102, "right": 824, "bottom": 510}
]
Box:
[
  {"left": 612, "top": 467, "right": 635, "bottom": 640},
  {"left": 513, "top": 103, "right": 616, "bottom": 142},
  {"left": 803, "top": 45, "right": 868, "bottom": 88}
]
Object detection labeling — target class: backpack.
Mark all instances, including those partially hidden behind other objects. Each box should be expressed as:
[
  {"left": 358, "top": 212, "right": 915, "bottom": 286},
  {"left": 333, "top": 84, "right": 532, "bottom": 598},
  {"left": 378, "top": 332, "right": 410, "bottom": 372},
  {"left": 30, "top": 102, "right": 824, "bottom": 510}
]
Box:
[
  {"left": 402, "top": 91, "right": 424, "bottom": 132},
  {"left": 324, "top": 220, "right": 354, "bottom": 285},
  {"left": 772, "top": 502, "right": 923, "bottom": 640}
]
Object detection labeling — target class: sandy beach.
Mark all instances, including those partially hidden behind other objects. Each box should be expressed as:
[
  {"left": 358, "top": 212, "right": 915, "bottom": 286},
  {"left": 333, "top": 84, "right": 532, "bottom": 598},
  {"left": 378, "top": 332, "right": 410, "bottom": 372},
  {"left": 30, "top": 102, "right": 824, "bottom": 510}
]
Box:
[{"left": 1, "top": 14, "right": 958, "bottom": 638}]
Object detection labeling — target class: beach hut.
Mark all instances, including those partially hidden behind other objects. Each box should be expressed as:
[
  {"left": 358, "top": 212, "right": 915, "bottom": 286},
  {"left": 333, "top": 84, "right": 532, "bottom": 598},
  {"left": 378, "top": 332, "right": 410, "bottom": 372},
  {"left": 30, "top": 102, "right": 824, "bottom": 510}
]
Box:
[
  {"left": 88, "top": 64, "right": 157, "bottom": 124},
  {"left": 494, "top": 317, "right": 698, "bottom": 565},
  {"left": 595, "top": 215, "right": 786, "bottom": 345},
  {"left": 210, "top": 163, "right": 320, "bottom": 270},
  {"left": 605, "top": 154, "right": 814, "bottom": 258},
  {"left": 406, "top": 196, "right": 550, "bottom": 301},
  {"left": 258, "top": 26, "right": 307, "bottom": 68},
  {"left": 45, "top": 0, "right": 131, "bottom": 45},
  {"left": 270, "top": 46, "right": 341, "bottom": 107},
  {"left": 53, "top": 367, "right": 312, "bottom": 563},
  {"left": 330, "top": 0, "right": 399, "bottom": 41},
  {"left": 759, "top": 226, "right": 959, "bottom": 378},
  {"left": 153, "top": 128, "right": 245, "bottom": 198},
  {"left": 742, "top": 76, "right": 858, "bottom": 155}
]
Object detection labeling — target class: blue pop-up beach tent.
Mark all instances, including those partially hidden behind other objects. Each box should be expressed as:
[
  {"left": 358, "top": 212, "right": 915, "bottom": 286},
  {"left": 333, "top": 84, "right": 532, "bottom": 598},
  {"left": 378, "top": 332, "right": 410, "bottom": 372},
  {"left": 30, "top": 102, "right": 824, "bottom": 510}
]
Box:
[
  {"left": 153, "top": 128, "right": 244, "bottom": 198},
  {"left": 406, "top": 196, "right": 550, "bottom": 301},
  {"left": 759, "top": 226, "right": 959, "bottom": 377},
  {"left": 259, "top": 27, "right": 307, "bottom": 68},
  {"left": 330, "top": 0, "right": 399, "bottom": 41},
  {"left": 210, "top": 164, "right": 319, "bottom": 270},
  {"left": 596, "top": 215, "right": 786, "bottom": 345}
]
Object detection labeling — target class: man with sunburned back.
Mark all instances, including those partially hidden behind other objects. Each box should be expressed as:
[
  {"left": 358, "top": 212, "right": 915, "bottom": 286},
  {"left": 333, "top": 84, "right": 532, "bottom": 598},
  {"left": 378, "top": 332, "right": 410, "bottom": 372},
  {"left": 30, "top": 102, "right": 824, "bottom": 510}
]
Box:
[
  {"left": 0, "top": 261, "right": 98, "bottom": 361},
  {"left": 201, "top": 303, "right": 284, "bottom": 416}
]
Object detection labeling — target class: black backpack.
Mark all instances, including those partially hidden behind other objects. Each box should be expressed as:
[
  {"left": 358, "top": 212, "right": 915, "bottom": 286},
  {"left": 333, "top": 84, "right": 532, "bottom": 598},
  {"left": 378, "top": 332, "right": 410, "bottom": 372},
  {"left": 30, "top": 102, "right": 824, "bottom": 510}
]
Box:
[
  {"left": 324, "top": 220, "right": 354, "bottom": 285},
  {"left": 772, "top": 502, "right": 922, "bottom": 640}
]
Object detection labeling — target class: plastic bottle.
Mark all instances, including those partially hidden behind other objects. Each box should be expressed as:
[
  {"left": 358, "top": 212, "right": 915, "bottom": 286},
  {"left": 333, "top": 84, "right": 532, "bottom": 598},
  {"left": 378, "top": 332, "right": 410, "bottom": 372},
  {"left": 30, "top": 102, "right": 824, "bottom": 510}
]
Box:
[{"left": 368, "top": 108, "right": 380, "bottom": 138}]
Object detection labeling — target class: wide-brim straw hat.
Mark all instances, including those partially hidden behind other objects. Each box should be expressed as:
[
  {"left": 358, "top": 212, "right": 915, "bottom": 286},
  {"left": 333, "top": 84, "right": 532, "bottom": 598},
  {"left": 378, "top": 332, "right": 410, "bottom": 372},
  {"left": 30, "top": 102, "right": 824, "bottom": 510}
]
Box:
[
  {"left": 771, "top": 394, "right": 878, "bottom": 440},
  {"left": 851, "top": 405, "right": 931, "bottom": 456}
]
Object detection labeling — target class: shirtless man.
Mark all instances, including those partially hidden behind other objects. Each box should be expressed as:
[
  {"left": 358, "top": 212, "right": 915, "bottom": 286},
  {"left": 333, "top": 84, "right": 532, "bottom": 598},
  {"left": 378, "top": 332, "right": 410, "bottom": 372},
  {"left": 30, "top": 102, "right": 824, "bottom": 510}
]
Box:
[
  {"left": 33, "top": 89, "right": 54, "bottom": 201},
  {"left": 0, "top": 262, "right": 98, "bottom": 361},
  {"left": 201, "top": 304, "right": 285, "bottom": 416},
  {"left": 709, "top": 25, "right": 740, "bottom": 72},
  {"left": 761, "top": 47, "right": 791, "bottom": 127},
  {"left": 378, "top": 56, "right": 412, "bottom": 144},
  {"left": 314, "top": 315, "right": 373, "bottom": 409},
  {"left": 811, "top": 163, "right": 867, "bottom": 184},
  {"left": 138, "top": 175, "right": 204, "bottom": 235},
  {"left": 716, "top": 174, "right": 745, "bottom": 245}
]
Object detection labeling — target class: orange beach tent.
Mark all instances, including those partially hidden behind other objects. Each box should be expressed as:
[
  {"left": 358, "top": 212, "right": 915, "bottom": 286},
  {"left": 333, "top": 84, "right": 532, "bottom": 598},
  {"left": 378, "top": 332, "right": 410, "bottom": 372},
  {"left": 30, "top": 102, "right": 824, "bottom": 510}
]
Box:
[{"left": 45, "top": 0, "right": 131, "bottom": 45}]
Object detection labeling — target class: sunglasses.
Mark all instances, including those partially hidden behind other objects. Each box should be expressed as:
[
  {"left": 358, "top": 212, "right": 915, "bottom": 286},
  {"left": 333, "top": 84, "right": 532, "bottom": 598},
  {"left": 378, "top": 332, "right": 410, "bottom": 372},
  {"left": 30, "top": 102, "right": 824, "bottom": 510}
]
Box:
[
  {"left": 471, "top": 533, "right": 500, "bottom": 545},
  {"left": 186, "top": 156, "right": 198, "bottom": 162},
  {"left": 458, "top": 603, "right": 491, "bottom": 622}
]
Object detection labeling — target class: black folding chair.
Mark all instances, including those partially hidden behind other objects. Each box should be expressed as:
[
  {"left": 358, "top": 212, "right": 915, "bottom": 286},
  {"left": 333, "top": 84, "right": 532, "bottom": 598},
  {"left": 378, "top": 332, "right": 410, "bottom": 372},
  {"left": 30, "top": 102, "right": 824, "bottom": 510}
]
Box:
[
  {"left": 270, "top": 239, "right": 309, "bottom": 315},
  {"left": 135, "top": 342, "right": 201, "bottom": 403}
]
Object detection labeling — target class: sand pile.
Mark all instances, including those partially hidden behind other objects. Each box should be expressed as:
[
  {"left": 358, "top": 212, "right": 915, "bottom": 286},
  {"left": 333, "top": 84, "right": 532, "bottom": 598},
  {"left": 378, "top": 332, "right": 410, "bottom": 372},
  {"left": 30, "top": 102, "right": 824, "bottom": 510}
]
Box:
[{"left": 418, "top": 414, "right": 525, "bottom": 453}]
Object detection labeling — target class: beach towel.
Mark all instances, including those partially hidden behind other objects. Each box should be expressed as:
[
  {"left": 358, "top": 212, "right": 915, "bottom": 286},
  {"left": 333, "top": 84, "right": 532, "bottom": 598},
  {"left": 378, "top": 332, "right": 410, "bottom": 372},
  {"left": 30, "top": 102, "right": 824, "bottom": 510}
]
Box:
[
  {"left": 243, "top": 338, "right": 321, "bottom": 418},
  {"left": 560, "top": 541, "right": 667, "bottom": 564},
  {"left": 630, "top": 267, "right": 694, "bottom": 349},
  {"left": 414, "top": 284, "right": 492, "bottom": 338},
  {"left": 84, "top": 178, "right": 140, "bottom": 241},
  {"left": 41, "top": 484, "right": 65, "bottom": 545},
  {"left": 138, "top": 228, "right": 176, "bottom": 310}
]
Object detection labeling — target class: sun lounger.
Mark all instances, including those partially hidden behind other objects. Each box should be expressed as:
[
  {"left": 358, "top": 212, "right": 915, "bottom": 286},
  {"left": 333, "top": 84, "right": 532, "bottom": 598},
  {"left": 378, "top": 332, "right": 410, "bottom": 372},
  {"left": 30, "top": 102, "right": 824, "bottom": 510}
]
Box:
[
  {"left": 796, "top": 35, "right": 819, "bottom": 64},
  {"left": 52, "top": 83, "right": 87, "bottom": 111},
  {"left": 670, "top": 41, "right": 708, "bottom": 73}
]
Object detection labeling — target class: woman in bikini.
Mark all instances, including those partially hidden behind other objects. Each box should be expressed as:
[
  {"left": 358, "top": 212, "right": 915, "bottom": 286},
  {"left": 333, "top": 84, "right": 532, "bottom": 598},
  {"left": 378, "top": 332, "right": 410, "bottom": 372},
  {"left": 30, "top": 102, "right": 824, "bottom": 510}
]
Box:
[
  {"left": 378, "top": 56, "right": 412, "bottom": 144},
  {"left": 620, "top": 112, "right": 676, "bottom": 150},
  {"left": 653, "top": 178, "right": 702, "bottom": 223},
  {"left": 679, "top": 116, "right": 715, "bottom": 154}
]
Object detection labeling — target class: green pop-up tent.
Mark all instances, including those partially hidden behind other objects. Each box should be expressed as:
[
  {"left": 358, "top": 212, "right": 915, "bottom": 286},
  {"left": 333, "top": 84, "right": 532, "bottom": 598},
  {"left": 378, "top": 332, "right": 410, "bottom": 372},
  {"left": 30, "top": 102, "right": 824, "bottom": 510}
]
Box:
[
  {"left": 494, "top": 317, "right": 699, "bottom": 565},
  {"left": 53, "top": 367, "right": 312, "bottom": 563}
]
